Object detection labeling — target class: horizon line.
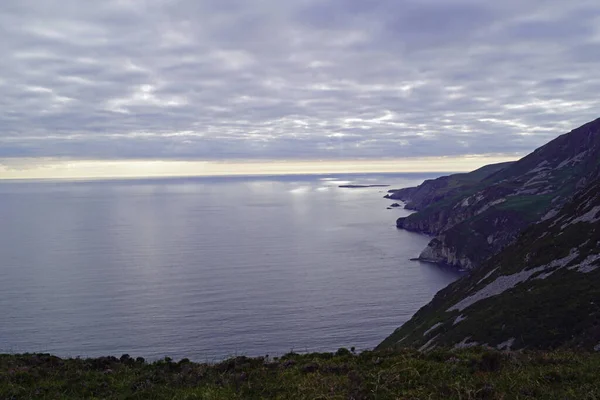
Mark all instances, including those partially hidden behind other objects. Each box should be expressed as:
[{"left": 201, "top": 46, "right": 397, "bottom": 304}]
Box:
[{"left": 0, "top": 155, "right": 520, "bottom": 181}]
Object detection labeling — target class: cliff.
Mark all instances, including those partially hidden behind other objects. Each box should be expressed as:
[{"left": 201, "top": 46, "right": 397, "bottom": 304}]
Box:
[
  {"left": 385, "top": 162, "right": 513, "bottom": 211},
  {"left": 378, "top": 175, "right": 600, "bottom": 351},
  {"left": 393, "top": 118, "right": 600, "bottom": 269}
]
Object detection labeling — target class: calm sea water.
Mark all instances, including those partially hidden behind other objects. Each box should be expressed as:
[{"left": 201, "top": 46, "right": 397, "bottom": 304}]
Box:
[{"left": 0, "top": 173, "right": 460, "bottom": 361}]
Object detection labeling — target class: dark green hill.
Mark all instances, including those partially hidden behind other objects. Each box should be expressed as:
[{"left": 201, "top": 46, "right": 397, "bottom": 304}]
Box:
[
  {"left": 392, "top": 118, "right": 600, "bottom": 269},
  {"left": 379, "top": 176, "right": 600, "bottom": 352},
  {"left": 385, "top": 161, "right": 514, "bottom": 211}
]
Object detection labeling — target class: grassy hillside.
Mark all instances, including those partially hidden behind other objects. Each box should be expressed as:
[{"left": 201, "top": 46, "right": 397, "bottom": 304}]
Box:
[
  {"left": 3, "top": 348, "right": 600, "bottom": 399},
  {"left": 385, "top": 161, "right": 513, "bottom": 211},
  {"left": 394, "top": 118, "right": 600, "bottom": 269},
  {"left": 379, "top": 177, "right": 600, "bottom": 352}
]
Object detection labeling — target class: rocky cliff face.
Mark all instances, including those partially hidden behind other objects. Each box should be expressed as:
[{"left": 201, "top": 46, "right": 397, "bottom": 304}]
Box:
[
  {"left": 393, "top": 118, "right": 600, "bottom": 269},
  {"left": 378, "top": 175, "right": 600, "bottom": 351}
]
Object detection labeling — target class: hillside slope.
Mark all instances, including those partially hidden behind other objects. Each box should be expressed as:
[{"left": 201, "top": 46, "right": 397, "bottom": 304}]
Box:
[
  {"left": 394, "top": 118, "right": 600, "bottom": 269},
  {"left": 385, "top": 162, "right": 513, "bottom": 211},
  {"left": 3, "top": 349, "right": 600, "bottom": 399},
  {"left": 379, "top": 176, "right": 600, "bottom": 351}
]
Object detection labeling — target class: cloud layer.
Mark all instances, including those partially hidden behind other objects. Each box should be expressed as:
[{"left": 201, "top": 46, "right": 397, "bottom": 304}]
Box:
[{"left": 2, "top": 0, "right": 600, "bottom": 160}]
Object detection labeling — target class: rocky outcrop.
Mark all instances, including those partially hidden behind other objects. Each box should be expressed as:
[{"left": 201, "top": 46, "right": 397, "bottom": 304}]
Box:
[
  {"left": 379, "top": 175, "right": 600, "bottom": 352},
  {"left": 417, "top": 238, "right": 474, "bottom": 269},
  {"left": 409, "top": 208, "right": 528, "bottom": 269},
  {"left": 393, "top": 118, "right": 600, "bottom": 269}
]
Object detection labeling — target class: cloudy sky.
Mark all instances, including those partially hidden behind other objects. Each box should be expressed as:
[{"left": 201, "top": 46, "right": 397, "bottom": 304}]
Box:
[{"left": 1, "top": 0, "right": 600, "bottom": 177}]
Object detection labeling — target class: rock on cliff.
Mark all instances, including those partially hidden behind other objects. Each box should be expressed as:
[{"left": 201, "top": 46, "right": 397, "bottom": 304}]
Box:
[
  {"left": 393, "top": 117, "right": 600, "bottom": 269},
  {"left": 378, "top": 175, "right": 600, "bottom": 351}
]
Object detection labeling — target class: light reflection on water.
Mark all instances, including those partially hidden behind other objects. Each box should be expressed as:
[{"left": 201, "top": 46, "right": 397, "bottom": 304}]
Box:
[{"left": 0, "top": 173, "right": 460, "bottom": 361}]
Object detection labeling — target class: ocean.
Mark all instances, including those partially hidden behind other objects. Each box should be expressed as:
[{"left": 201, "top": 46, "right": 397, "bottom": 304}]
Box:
[{"left": 0, "top": 173, "right": 460, "bottom": 361}]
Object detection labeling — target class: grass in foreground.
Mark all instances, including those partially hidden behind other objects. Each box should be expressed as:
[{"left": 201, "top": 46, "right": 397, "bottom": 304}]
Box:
[{"left": 2, "top": 347, "right": 600, "bottom": 399}]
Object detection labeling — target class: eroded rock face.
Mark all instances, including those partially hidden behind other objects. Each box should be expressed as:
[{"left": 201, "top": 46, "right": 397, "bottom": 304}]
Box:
[
  {"left": 409, "top": 208, "right": 528, "bottom": 270},
  {"left": 418, "top": 237, "right": 474, "bottom": 270},
  {"left": 392, "top": 118, "right": 600, "bottom": 270}
]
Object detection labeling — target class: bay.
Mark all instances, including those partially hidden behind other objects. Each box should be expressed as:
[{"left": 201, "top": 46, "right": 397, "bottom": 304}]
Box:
[{"left": 0, "top": 173, "right": 460, "bottom": 361}]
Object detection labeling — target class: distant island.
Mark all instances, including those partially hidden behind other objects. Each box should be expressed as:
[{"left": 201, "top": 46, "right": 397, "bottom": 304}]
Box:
[{"left": 338, "top": 184, "right": 390, "bottom": 188}]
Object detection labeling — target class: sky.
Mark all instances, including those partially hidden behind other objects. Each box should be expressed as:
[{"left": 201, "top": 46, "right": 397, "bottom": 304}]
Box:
[{"left": 1, "top": 0, "right": 600, "bottom": 178}]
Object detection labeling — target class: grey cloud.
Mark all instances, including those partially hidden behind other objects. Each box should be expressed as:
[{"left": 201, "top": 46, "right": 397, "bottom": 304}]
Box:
[{"left": 0, "top": 0, "right": 599, "bottom": 161}]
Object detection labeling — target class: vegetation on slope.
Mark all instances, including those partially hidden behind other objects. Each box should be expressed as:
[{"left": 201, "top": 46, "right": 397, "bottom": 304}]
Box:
[
  {"left": 385, "top": 161, "right": 513, "bottom": 211},
  {"left": 379, "top": 177, "right": 600, "bottom": 352},
  {"left": 3, "top": 348, "right": 600, "bottom": 399},
  {"left": 392, "top": 118, "right": 600, "bottom": 269}
]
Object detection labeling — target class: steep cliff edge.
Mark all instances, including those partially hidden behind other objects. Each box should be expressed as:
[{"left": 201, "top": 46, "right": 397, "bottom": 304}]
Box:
[
  {"left": 393, "top": 118, "right": 600, "bottom": 269},
  {"left": 378, "top": 176, "right": 600, "bottom": 351}
]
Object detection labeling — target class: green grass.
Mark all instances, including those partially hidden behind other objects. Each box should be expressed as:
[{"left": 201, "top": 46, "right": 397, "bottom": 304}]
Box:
[
  {"left": 380, "top": 180, "right": 600, "bottom": 354},
  {"left": 495, "top": 195, "right": 554, "bottom": 219},
  {"left": 2, "top": 348, "right": 600, "bottom": 399}
]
